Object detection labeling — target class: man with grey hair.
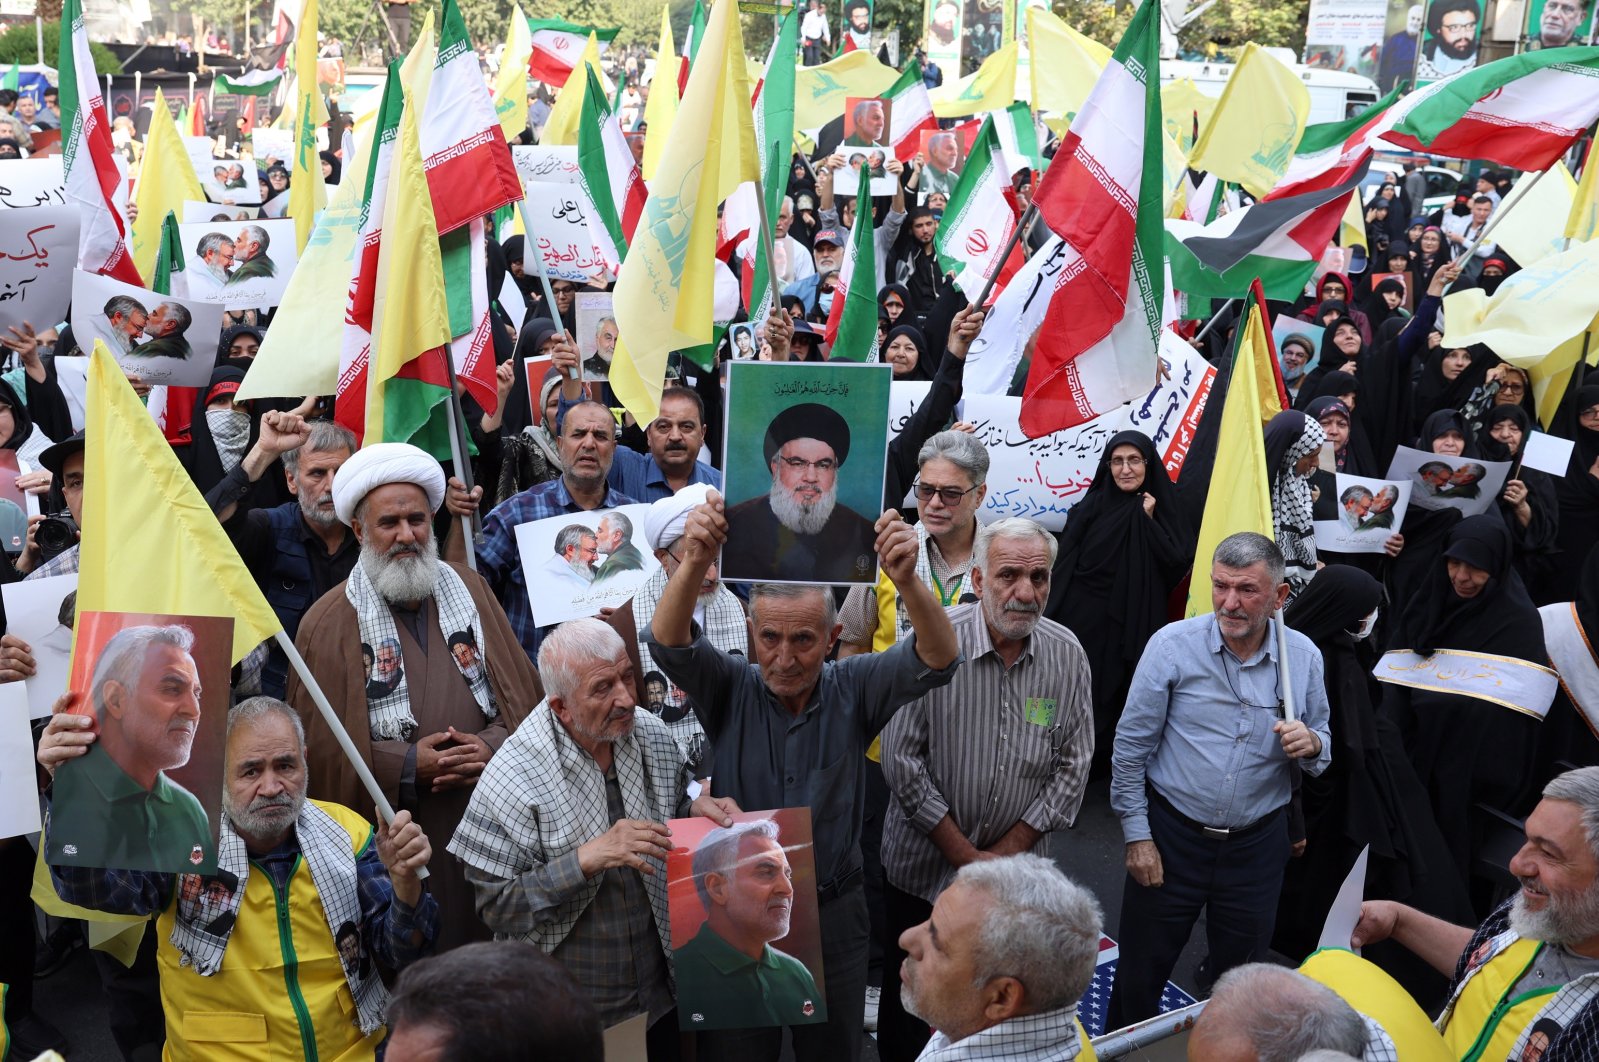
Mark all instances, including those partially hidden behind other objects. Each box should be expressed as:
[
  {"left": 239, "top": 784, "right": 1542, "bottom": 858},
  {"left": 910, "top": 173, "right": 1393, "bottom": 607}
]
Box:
[
  {"left": 898, "top": 853, "right": 1103, "bottom": 1060},
  {"left": 1107, "top": 531, "right": 1331, "bottom": 1027},
  {"left": 101, "top": 294, "right": 148, "bottom": 354},
  {"left": 192, "top": 231, "right": 236, "bottom": 296},
  {"left": 845, "top": 98, "right": 888, "bottom": 147},
  {"left": 543, "top": 523, "right": 599, "bottom": 591},
  {"left": 675, "top": 818, "right": 824, "bottom": 1028},
  {"left": 1187, "top": 964, "right": 1371, "bottom": 1062},
  {"left": 130, "top": 301, "right": 194, "bottom": 361},
  {"left": 649, "top": 488, "right": 961, "bottom": 1062},
  {"left": 207, "top": 412, "right": 361, "bottom": 698},
  {"left": 1351, "top": 766, "right": 1599, "bottom": 1061},
  {"left": 594, "top": 509, "right": 646, "bottom": 583},
  {"left": 227, "top": 223, "right": 277, "bottom": 283},
  {"left": 451, "top": 617, "right": 734, "bottom": 1058},
  {"left": 42, "top": 623, "right": 212, "bottom": 871},
  {"left": 876, "top": 516, "right": 1092, "bottom": 1061},
  {"left": 772, "top": 194, "right": 816, "bottom": 284}
]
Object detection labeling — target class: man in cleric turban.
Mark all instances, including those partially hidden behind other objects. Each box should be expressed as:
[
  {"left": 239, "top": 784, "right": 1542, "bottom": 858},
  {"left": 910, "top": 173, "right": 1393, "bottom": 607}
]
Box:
[
  {"left": 722, "top": 403, "right": 880, "bottom": 584},
  {"left": 285, "top": 441, "right": 543, "bottom": 952}
]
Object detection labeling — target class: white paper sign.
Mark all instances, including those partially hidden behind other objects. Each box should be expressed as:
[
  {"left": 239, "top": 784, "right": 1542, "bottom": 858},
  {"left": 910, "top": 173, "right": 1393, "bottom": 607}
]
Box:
[
  {"left": 186, "top": 136, "right": 263, "bottom": 207},
  {"left": 0, "top": 682, "right": 42, "bottom": 838},
  {"left": 182, "top": 199, "right": 260, "bottom": 223},
  {"left": 888, "top": 380, "right": 936, "bottom": 508},
  {"left": 249, "top": 129, "right": 294, "bottom": 170},
  {"left": 1317, "top": 845, "right": 1369, "bottom": 954},
  {"left": 69, "top": 269, "right": 227, "bottom": 387},
  {"left": 512, "top": 504, "right": 660, "bottom": 625},
  {"left": 1, "top": 572, "right": 78, "bottom": 719},
  {"left": 177, "top": 218, "right": 298, "bottom": 308},
  {"left": 957, "top": 343, "right": 1216, "bottom": 530},
  {"left": 1385, "top": 446, "right": 1512, "bottom": 518},
  {"left": 510, "top": 144, "right": 582, "bottom": 186},
  {"left": 0, "top": 157, "right": 66, "bottom": 210},
  {"left": 0, "top": 206, "right": 78, "bottom": 335},
  {"left": 1313, "top": 474, "right": 1411, "bottom": 554},
  {"left": 520, "top": 182, "right": 611, "bottom": 284},
  {"left": 1520, "top": 431, "right": 1576, "bottom": 478}
]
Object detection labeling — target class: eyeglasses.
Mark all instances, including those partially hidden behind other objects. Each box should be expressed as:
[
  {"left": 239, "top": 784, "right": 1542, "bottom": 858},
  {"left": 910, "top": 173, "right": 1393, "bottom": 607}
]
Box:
[
  {"left": 778, "top": 455, "right": 837, "bottom": 473},
  {"left": 1440, "top": 18, "right": 1477, "bottom": 32},
  {"left": 1109, "top": 455, "right": 1146, "bottom": 469},
  {"left": 914, "top": 481, "right": 978, "bottom": 505}
]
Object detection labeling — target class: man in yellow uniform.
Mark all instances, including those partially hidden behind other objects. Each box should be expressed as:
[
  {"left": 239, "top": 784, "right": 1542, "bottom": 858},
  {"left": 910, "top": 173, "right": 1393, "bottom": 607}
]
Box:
[
  {"left": 40, "top": 696, "right": 436, "bottom": 1061},
  {"left": 1352, "top": 767, "right": 1599, "bottom": 1062}
]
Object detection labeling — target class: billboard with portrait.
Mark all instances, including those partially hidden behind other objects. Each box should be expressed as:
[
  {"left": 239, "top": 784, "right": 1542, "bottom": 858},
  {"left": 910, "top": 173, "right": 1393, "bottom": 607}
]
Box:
[
  {"left": 1522, "top": 0, "right": 1596, "bottom": 48},
  {"left": 1415, "top": 0, "right": 1483, "bottom": 84}
]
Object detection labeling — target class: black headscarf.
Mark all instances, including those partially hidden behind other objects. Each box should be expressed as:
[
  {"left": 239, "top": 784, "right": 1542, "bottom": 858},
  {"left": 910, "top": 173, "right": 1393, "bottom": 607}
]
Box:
[
  {"left": 1418, "top": 408, "right": 1480, "bottom": 459},
  {"left": 0, "top": 379, "right": 34, "bottom": 450},
  {"left": 1394, "top": 515, "right": 1542, "bottom": 658},
  {"left": 1411, "top": 343, "right": 1494, "bottom": 434},
  {"left": 1477, "top": 403, "right": 1529, "bottom": 464},
  {"left": 1306, "top": 395, "right": 1377, "bottom": 476},
  {"left": 1287, "top": 564, "right": 1382, "bottom": 647},
  {"left": 497, "top": 318, "right": 563, "bottom": 436},
  {"left": 884, "top": 324, "right": 930, "bottom": 381},
  {"left": 318, "top": 150, "right": 341, "bottom": 185},
  {"left": 1296, "top": 316, "right": 1366, "bottom": 405},
  {"left": 1362, "top": 276, "right": 1408, "bottom": 333},
  {"left": 500, "top": 235, "right": 537, "bottom": 300},
  {"left": 1296, "top": 369, "right": 1360, "bottom": 412}
]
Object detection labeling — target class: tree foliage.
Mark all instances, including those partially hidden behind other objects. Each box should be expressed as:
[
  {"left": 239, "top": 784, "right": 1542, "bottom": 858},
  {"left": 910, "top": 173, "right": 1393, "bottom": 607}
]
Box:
[
  {"left": 0, "top": 20, "right": 121, "bottom": 72},
  {"left": 1177, "top": 0, "right": 1308, "bottom": 58}
]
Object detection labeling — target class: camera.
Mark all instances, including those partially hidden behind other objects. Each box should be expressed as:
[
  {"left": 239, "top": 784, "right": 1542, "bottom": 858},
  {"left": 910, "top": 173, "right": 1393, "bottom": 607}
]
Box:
[{"left": 35, "top": 511, "right": 78, "bottom": 563}]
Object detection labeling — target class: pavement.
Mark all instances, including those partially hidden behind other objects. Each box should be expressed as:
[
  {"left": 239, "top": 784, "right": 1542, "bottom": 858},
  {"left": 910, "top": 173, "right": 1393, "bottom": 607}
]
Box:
[{"left": 27, "top": 778, "right": 1211, "bottom": 1061}]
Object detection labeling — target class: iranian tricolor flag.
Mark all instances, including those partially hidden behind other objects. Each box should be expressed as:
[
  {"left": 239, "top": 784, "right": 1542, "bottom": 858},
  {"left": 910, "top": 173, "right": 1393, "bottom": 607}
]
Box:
[
  {"left": 1020, "top": 0, "right": 1164, "bottom": 437},
  {"left": 59, "top": 0, "right": 139, "bottom": 284},
  {"left": 962, "top": 234, "right": 1066, "bottom": 395},
  {"left": 824, "top": 163, "right": 879, "bottom": 361},
  {"left": 934, "top": 116, "right": 1023, "bottom": 300},
  {"left": 335, "top": 67, "right": 402, "bottom": 440},
  {"left": 886, "top": 62, "right": 936, "bottom": 163},
  {"left": 577, "top": 65, "right": 646, "bottom": 271},
  {"left": 442, "top": 218, "right": 499, "bottom": 415},
  {"left": 423, "top": 0, "right": 523, "bottom": 236},
  {"left": 527, "top": 18, "right": 618, "bottom": 85},
  {"left": 1166, "top": 167, "right": 1368, "bottom": 301},
  {"left": 727, "top": 7, "right": 799, "bottom": 326}
]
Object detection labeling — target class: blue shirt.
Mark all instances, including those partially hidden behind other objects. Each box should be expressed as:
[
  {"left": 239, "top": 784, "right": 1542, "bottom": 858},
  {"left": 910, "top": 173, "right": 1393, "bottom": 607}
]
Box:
[
  {"left": 607, "top": 447, "right": 722, "bottom": 503},
  {"left": 1109, "top": 614, "right": 1332, "bottom": 845},
  {"left": 478, "top": 476, "right": 637, "bottom": 663}
]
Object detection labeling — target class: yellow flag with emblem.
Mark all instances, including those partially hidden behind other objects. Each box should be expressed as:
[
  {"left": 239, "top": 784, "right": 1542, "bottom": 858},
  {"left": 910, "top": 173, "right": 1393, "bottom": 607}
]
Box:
[
  {"left": 794, "top": 49, "right": 899, "bottom": 132},
  {"left": 1187, "top": 43, "right": 1309, "bottom": 198},
  {"left": 288, "top": 0, "right": 329, "bottom": 254},
  {"left": 494, "top": 3, "right": 534, "bottom": 140},
  {"left": 932, "top": 41, "right": 1018, "bottom": 118},
  {"left": 1567, "top": 133, "right": 1599, "bottom": 243},
  {"left": 610, "top": 0, "right": 757, "bottom": 425},
  {"left": 542, "top": 33, "right": 610, "bottom": 146},
  {"left": 1162, "top": 78, "right": 1218, "bottom": 156},
  {"left": 641, "top": 4, "right": 678, "bottom": 181},
  {"left": 129, "top": 87, "right": 203, "bottom": 280},
  {"left": 80, "top": 342, "right": 282, "bottom": 665},
  {"left": 1026, "top": 8, "right": 1110, "bottom": 126}
]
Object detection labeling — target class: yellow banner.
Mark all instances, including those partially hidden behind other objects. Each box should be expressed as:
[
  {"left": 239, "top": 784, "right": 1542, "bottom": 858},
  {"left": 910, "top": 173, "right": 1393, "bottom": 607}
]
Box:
[{"left": 1187, "top": 43, "right": 1309, "bottom": 198}]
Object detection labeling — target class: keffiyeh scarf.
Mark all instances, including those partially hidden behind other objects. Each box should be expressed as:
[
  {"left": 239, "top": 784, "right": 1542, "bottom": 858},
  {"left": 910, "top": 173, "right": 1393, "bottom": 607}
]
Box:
[{"left": 1274, "top": 418, "right": 1326, "bottom": 600}]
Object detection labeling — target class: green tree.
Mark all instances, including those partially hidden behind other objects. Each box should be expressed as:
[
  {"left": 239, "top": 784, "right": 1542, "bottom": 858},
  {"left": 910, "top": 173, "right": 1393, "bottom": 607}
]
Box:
[
  {"left": 0, "top": 20, "right": 121, "bottom": 72},
  {"left": 1178, "top": 0, "right": 1309, "bottom": 57}
]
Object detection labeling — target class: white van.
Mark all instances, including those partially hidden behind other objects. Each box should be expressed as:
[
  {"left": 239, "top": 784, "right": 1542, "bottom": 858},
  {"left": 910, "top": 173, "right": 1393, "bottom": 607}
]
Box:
[{"left": 1159, "top": 57, "right": 1381, "bottom": 126}]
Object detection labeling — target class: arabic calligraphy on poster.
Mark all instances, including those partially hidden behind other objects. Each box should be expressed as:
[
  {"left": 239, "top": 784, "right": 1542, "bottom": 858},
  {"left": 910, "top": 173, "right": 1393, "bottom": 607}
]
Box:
[
  {"left": 960, "top": 340, "right": 1215, "bottom": 530},
  {"left": 511, "top": 145, "right": 612, "bottom": 283},
  {"left": 0, "top": 207, "right": 78, "bottom": 334},
  {"left": 0, "top": 158, "right": 67, "bottom": 210}
]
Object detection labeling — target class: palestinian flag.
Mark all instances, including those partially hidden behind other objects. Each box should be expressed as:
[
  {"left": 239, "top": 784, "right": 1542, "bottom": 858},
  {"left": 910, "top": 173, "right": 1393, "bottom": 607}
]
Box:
[
  {"left": 935, "top": 116, "right": 1023, "bottom": 300},
  {"left": 216, "top": 69, "right": 284, "bottom": 96},
  {"left": 1020, "top": 0, "right": 1165, "bottom": 437},
  {"left": 335, "top": 66, "right": 403, "bottom": 440},
  {"left": 1166, "top": 167, "right": 1368, "bottom": 301},
  {"left": 59, "top": 0, "right": 139, "bottom": 284},
  {"left": 423, "top": 0, "right": 523, "bottom": 236},
  {"left": 886, "top": 61, "right": 936, "bottom": 163},
  {"left": 577, "top": 65, "right": 646, "bottom": 271},
  {"left": 823, "top": 163, "right": 879, "bottom": 361},
  {"left": 527, "top": 18, "right": 618, "bottom": 85}
]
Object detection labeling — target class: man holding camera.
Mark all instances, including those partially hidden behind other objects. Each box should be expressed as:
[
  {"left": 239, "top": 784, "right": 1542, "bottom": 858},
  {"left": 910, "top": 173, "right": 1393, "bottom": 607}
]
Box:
[{"left": 0, "top": 430, "right": 86, "bottom": 681}]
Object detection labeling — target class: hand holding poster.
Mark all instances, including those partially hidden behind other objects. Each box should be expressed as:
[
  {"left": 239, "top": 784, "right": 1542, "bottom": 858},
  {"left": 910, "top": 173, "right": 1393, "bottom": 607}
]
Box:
[
  {"left": 669, "top": 809, "right": 827, "bottom": 1031},
  {"left": 70, "top": 270, "right": 226, "bottom": 387},
  {"left": 512, "top": 504, "right": 660, "bottom": 625},
  {"left": 1385, "top": 445, "right": 1511, "bottom": 517},
  {"left": 1314, "top": 474, "right": 1412, "bottom": 553},
  {"left": 0, "top": 207, "right": 78, "bottom": 336},
  {"left": 48, "top": 611, "right": 233, "bottom": 874},
  {"left": 721, "top": 362, "right": 892, "bottom": 585}
]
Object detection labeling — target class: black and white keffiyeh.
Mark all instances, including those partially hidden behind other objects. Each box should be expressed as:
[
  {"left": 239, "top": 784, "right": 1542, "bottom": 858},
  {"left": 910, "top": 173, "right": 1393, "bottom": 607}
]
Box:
[{"left": 1272, "top": 416, "right": 1326, "bottom": 599}]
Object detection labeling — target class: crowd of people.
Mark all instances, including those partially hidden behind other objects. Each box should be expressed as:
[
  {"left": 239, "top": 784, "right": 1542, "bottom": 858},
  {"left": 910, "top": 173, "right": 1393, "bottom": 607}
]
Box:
[{"left": 0, "top": 10, "right": 1598, "bottom": 1062}]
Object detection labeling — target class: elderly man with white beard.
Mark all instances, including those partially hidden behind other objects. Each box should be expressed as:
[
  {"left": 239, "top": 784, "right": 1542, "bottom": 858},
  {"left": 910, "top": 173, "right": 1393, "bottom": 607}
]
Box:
[
  {"left": 1351, "top": 767, "right": 1599, "bottom": 1061},
  {"left": 286, "top": 442, "right": 544, "bottom": 952}
]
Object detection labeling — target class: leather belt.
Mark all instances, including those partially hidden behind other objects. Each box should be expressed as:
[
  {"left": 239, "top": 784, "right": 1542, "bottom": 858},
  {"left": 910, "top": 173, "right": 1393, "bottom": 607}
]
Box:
[
  {"left": 1149, "top": 787, "right": 1282, "bottom": 841},
  {"left": 817, "top": 865, "right": 864, "bottom": 905}
]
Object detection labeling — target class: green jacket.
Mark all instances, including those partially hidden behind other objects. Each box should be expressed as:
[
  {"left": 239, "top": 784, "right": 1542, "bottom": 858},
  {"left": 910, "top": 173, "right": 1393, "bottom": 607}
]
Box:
[
  {"left": 129, "top": 334, "right": 193, "bottom": 362},
  {"left": 674, "top": 921, "right": 825, "bottom": 1031},
  {"left": 227, "top": 254, "right": 277, "bottom": 283},
  {"left": 48, "top": 742, "right": 214, "bottom": 874}
]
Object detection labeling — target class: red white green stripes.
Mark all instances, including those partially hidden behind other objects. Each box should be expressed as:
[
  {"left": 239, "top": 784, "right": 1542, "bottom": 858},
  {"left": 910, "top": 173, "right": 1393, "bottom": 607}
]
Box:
[
  {"left": 886, "top": 61, "right": 936, "bottom": 163},
  {"left": 824, "top": 163, "right": 879, "bottom": 361},
  {"left": 60, "top": 0, "right": 140, "bottom": 284},
  {"left": 527, "top": 18, "right": 618, "bottom": 85},
  {"left": 577, "top": 64, "right": 646, "bottom": 270},
  {"left": 935, "top": 116, "right": 1019, "bottom": 299}
]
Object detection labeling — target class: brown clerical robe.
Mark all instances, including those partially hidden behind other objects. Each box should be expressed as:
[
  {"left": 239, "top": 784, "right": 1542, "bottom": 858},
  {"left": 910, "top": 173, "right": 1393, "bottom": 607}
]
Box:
[{"left": 288, "top": 560, "right": 541, "bottom": 952}]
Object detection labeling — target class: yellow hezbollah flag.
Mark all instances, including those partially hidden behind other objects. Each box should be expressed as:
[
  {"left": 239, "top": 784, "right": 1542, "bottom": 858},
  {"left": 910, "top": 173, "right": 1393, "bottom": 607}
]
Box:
[
  {"left": 1441, "top": 236, "right": 1599, "bottom": 367},
  {"left": 288, "top": 0, "right": 330, "bottom": 253},
  {"left": 1298, "top": 950, "right": 1452, "bottom": 1061},
  {"left": 542, "top": 33, "right": 609, "bottom": 147},
  {"left": 1531, "top": 320, "right": 1599, "bottom": 428},
  {"left": 1339, "top": 191, "right": 1365, "bottom": 251},
  {"left": 1567, "top": 133, "right": 1599, "bottom": 243},
  {"left": 364, "top": 83, "right": 453, "bottom": 447},
  {"left": 1495, "top": 161, "right": 1577, "bottom": 267},
  {"left": 1026, "top": 8, "right": 1110, "bottom": 125},
  {"left": 1188, "top": 43, "right": 1309, "bottom": 198},
  {"left": 31, "top": 847, "right": 146, "bottom": 966},
  {"left": 794, "top": 49, "right": 899, "bottom": 133},
  {"left": 494, "top": 3, "right": 535, "bottom": 141},
  {"left": 81, "top": 342, "right": 281, "bottom": 664},
  {"left": 1162, "top": 78, "right": 1218, "bottom": 156},
  {"left": 1187, "top": 289, "right": 1277, "bottom": 617},
  {"left": 932, "top": 40, "right": 1019, "bottom": 119},
  {"left": 611, "top": 0, "right": 757, "bottom": 424},
  {"left": 130, "top": 87, "right": 203, "bottom": 280},
  {"left": 642, "top": 4, "right": 678, "bottom": 181}
]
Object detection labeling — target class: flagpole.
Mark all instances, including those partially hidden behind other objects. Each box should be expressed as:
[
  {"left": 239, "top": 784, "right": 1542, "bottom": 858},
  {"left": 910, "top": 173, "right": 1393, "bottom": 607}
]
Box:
[
  {"left": 751, "top": 138, "right": 783, "bottom": 319},
  {"left": 1275, "top": 608, "right": 1296, "bottom": 724},
  {"left": 969, "top": 201, "right": 1038, "bottom": 311},
  {"left": 274, "top": 631, "right": 430, "bottom": 880},
  {"left": 513, "top": 195, "right": 578, "bottom": 378},
  {"left": 437, "top": 346, "right": 481, "bottom": 571},
  {"left": 1458, "top": 167, "right": 1547, "bottom": 262},
  {"left": 1192, "top": 298, "right": 1237, "bottom": 343}
]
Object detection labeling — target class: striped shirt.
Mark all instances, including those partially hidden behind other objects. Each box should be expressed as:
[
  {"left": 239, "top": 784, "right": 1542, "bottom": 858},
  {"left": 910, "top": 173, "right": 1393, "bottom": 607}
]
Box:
[{"left": 880, "top": 603, "right": 1094, "bottom": 903}]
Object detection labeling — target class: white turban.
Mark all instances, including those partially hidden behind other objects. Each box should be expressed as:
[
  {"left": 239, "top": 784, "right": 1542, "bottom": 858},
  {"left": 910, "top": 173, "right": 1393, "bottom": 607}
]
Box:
[
  {"left": 645, "top": 483, "right": 716, "bottom": 550},
  {"left": 331, "top": 442, "right": 447, "bottom": 525}
]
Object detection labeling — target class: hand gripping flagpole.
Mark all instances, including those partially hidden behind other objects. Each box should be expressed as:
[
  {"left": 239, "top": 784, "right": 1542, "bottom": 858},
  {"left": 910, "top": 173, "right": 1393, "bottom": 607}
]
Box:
[
  {"left": 1275, "top": 608, "right": 1296, "bottom": 725},
  {"left": 275, "top": 631, "right": 429, "bottom": 879}
]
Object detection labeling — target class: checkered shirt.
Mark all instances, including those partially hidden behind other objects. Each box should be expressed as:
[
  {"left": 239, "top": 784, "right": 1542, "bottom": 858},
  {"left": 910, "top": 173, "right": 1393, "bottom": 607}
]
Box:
[
  {"left": 477, "top": 477, "right": 638, "bottom": 663},
  {"left": 630, "top": 565, "right": 746, "bottom": 768},
  {"left": 915, "top": 1006, "right": 1088, "bottom": 1061},
  {"left": 1361, "top": 1015, "right": 1400, "bottom": 1062},
  {"left": 27, "top": 543, "right": 79, "bottom": 580},
  {"left": 447, "top": 700, "right": 691, "bottom": 956}
]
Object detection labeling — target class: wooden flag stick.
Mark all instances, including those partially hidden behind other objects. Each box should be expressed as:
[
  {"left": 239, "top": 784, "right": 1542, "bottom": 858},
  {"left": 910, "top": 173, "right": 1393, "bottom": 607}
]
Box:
[
  {"left": 513, "top": 195, "right": 580, "bottom": 378},
  {"left": 751, "top": 138, "right": 784, "bottom": 318}
]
